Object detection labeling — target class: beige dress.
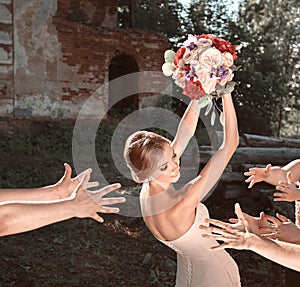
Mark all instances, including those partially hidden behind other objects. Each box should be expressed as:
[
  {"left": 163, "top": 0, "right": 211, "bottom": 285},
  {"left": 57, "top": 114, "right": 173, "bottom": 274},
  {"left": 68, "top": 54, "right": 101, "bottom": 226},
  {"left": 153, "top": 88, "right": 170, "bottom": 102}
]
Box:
[{"left": 140, "top": 183, "right": 241, "bottom": 287}]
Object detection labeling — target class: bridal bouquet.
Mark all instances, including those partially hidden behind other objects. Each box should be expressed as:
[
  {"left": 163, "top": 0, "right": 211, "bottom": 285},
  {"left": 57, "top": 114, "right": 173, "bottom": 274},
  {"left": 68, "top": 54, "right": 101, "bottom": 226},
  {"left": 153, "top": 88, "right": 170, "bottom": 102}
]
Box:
[{"left": 162, "top": 34, "right": 238, "bottom": 100}]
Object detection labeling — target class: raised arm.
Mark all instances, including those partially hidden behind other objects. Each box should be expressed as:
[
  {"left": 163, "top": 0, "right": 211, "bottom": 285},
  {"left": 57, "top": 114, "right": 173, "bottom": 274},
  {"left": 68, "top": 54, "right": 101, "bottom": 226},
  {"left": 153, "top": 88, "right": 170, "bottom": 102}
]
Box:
[
  {"left": 244, "top": 159, "right": 300, "bottom": 188},
  {"left": 180, "top": 93, "right": 239, "bottom": 207},
  {"left": 171, "top": 100, "right": 201, "bottom": 158}
]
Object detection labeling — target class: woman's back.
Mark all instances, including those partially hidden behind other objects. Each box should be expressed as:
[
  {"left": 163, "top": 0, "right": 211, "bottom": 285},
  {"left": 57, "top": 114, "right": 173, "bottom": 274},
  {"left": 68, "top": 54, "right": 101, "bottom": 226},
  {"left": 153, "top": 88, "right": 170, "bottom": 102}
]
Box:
[
  {"left": 140, "top": 183, "right": 241, "bottom": 287},
  {"left": 141, "top": 183, "right": 196, "bottom": 241}
]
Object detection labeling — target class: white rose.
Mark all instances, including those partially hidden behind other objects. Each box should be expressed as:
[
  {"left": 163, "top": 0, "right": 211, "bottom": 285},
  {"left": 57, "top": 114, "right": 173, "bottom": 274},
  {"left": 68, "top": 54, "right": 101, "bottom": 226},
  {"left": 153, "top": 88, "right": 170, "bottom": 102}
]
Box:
[
  {"left": 162, "top": 63, "right": 173, "bottom": 76},
  {"left": 164, "top": 50, "right": 176, "bottom": 63}
]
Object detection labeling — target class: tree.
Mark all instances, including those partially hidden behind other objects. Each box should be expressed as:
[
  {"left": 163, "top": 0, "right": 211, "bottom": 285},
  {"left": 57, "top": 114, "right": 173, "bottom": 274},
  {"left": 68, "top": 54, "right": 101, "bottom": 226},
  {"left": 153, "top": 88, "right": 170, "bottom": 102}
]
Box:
[
  {"left": 233, "top": 0, "right": 300, "bottom": 136},
  {"left": 187, "top": 0, "right": 300, "bottom": 136},
  {"left": 118, "top": 0, "right": 187, "bottom": 47}
]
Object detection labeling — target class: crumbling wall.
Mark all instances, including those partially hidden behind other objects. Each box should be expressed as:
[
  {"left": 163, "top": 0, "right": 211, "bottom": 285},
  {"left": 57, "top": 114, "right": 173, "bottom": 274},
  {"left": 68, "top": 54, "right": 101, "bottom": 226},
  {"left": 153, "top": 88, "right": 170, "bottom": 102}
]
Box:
[
  {"left": 0, "top": 0, "right": 13, "bottom": 116},
  {"left": 0, "top": 0, "right": 169, "bottom": 119}
]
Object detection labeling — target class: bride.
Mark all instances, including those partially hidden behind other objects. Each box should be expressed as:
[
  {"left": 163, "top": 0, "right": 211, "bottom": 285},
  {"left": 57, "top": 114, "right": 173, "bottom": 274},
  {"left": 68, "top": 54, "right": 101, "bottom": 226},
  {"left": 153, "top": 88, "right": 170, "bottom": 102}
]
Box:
[{"left": 124, "top": 93, "right": 240, "bottom": 286}]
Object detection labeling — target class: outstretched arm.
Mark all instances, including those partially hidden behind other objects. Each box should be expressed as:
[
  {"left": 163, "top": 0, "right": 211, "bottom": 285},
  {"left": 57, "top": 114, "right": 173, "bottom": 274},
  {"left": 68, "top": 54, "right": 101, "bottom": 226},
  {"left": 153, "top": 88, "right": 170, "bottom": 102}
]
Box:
[
  {"left": 171, "top": 100, "right": 201, "bottom": 158},
  {"left": 244, "top": 159, "right": 300, "bottom": 188},
  {"left": 0, "top": 163, "right": 98, "bottom": 202},
  {"left": 179, "top": 94, "right": 239, "bottom": 207},
  {"left": 0, "top": 177, "right": 125, "bottom": 237},
  {"left": 200, "top": 204, "right": 300, "bottom": 272}
]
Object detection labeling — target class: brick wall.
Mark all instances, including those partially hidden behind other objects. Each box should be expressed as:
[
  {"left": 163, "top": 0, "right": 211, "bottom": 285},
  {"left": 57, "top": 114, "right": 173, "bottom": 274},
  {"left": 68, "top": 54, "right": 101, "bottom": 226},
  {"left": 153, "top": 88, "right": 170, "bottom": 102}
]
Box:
[
  {"left": 0, "top": 0, "right": 169, "bottom": 119},
  {"left": 0, "top": 0, "right": 13, "bottom": 117}
]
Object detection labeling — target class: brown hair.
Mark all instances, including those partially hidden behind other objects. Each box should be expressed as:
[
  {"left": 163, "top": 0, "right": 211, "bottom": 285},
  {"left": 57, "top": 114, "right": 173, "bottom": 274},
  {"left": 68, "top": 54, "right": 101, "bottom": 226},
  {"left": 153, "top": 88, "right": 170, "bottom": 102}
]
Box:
[{"left": 124, "top": 131, "right": 170, "bottom": 183}]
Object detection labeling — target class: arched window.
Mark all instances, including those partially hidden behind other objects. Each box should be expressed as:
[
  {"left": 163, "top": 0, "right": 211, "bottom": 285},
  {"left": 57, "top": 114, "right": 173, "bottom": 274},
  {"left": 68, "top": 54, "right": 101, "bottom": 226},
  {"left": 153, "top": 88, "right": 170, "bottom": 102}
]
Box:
[{"left": 108, "top": 54, "right": 139, "bottom": 116}]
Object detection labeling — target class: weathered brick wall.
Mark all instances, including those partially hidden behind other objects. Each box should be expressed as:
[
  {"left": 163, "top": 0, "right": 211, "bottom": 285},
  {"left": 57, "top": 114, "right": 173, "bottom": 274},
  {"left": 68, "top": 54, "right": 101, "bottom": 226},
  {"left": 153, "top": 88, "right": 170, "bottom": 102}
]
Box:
[
  {"left": 0, "top": 0, "right": 13, "bottom": 117},
  {"left": 56, "top": 0, "right": 118, "bottom": 28},
  {"left": 0, "top": 0, "right": 169, "bottom": 119}
]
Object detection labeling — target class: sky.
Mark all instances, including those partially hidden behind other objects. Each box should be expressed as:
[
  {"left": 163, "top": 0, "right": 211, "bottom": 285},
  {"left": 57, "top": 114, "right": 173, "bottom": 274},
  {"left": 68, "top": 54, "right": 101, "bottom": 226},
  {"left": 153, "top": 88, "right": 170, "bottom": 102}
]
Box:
[
  {"left": 178, "top": 0, "right": 192, "bottom": 5},
  {"left": 178, "top": 0, "right": 240, "bottom": 11}
]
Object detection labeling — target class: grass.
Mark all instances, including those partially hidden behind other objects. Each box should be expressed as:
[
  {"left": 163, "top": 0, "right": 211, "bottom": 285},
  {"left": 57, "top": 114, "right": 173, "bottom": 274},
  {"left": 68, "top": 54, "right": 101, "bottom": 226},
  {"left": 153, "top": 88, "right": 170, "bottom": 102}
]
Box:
[{"left": 0, "top": 118, "right": 286, "bottom": 286}]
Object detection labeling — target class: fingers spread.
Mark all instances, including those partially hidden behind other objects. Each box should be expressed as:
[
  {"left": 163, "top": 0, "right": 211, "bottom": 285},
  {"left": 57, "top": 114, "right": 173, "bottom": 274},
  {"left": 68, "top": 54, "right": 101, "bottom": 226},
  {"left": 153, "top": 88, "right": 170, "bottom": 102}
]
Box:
[
  {"left": 245, "top": 175, "right": 254, "bottom": 183},
  {"left": 264, "top": 214, "right": 281, "bottom": 226},
  {"left": 86, "top": 181, "right": 99, "bottom": 189},
  {"left": 234, "top": 203, "right": 245, "bottom": 222},
  {"left": 96, "top": 183, "right": 122, "bottom": 197},
  {"left": 276, "top": 213, "right": 290, "bottom": 222},
  {"left": 63, "top": 163, "right": 72, "bottom": 180},
  {"left": 259, "top": 226, "right": 277, "bottom": 234},
  {"left": 248, "top": 180, "right": 256, "bottom": 189},
  {"left": 244, "top": 171, "right": 253, "bottom": 176},
  {"left": 273, "top": 197, "right": 286, "bottom": 202},
  {"left": 276, "top": 181, "right": 289, "bottom": 190},
  {"left": 76, "top": 168, "right": 92, "bottom": 182},
  {"left": 99, "top": 197, "right": 126, "bottom": 206},
  {"left": 100, "top": 206, "right": 120, "bottom": 214},
  {"left": 287, "top": 171, "right": 293, "bottom": 184},
  {"left": 204, "top": 218, "right": 232, "bottom": 230},
  {"left": 92, "top": 214, "right": 104, "bottom": 223},
  {"left": 228, "top": 218, "right": 239, "bottom": 223},
  {"left": 265, "top": 164, "right": 272, "bottom": 174}
]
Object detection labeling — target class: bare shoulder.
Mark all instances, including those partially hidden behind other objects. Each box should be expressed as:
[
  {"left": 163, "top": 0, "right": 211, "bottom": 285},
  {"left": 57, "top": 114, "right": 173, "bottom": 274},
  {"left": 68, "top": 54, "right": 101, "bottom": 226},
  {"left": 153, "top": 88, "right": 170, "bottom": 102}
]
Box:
[{"left": 173, "top": 178, "right": 202, "bottom": 211}]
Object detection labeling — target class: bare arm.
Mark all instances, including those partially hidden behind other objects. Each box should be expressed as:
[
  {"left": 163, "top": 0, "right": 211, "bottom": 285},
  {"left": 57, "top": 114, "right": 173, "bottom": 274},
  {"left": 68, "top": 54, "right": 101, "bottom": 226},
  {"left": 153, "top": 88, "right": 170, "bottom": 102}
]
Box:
[
  {"left": 244, "top": 159, "right": 300, "bottom": 188},
  {"left": 0, "top": 200, "right": 77, "bottom": 236},
  {"left": 200, "top": 204, "right": 300, "bottom": 272},
  {"left": 0, "top": 180, "right": 125, "bottom": 237},
  {"left": 171, "top": 100, "right": 201, "bottom": 158},
  {"left": 205, "top": 224, "right": 300, "bottom": 272},
  {"left": 247, "top": 235, "right": 300, "bottom": 272},
  {"left": 0, "top": 163, "right": 98, "bottom": 202},
  {"left": 180, "top": 94, "right": 239, "bottom": 206}
]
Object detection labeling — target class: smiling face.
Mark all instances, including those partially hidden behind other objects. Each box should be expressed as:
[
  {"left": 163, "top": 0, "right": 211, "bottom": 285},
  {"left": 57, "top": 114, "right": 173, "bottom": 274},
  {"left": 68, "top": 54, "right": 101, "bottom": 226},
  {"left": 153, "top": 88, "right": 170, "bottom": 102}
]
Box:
[{"left": 153, "top": 143, "right": 180, "bottom": 184}]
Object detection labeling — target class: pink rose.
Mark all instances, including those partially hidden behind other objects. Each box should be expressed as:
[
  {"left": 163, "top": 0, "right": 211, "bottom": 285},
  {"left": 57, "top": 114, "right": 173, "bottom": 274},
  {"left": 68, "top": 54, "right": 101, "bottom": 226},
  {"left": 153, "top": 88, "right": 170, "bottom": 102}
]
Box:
[
  {"left": 182, "top": 49, "right": 198, "bottom": 64},
  {"left": 198, "top": 47, "right": 222, "bottom": 69},
  {"left": 219, "top": 69, "right": 234, "bottom": 86},
  {"left": 221, "top": 52, "right": 234, "bottom": 68},
  {"left": 196, "top": 68, "right": 218, "bottom": 94},
  {"left": 196, "top": 38, "right": 212, "bottom": 48},
  {"left": 183, "top": 35, "right": 198, "bottom": 47},
  {"left": 173, "top": 69, "right": 186, "bottom": 84}
]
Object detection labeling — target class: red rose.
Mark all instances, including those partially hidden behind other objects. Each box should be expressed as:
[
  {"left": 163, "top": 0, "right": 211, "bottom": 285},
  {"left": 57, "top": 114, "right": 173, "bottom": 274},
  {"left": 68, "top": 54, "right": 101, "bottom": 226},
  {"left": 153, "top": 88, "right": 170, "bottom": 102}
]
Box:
[
  {"left": 197, "top": 33, "right": 209, "bottom": 39},
  {"left": 212, "top": 38, "right": 227, "bottom": 52},
  {"left": 212, "top": 37, "right": 238, "bottom": 60},
  {"left": 183, "top": 64, "right": 190, "bottom": 71},
  {"left": 183, "top": 79, "right": 206, "bottom": 100},
  {"left": 174, "top": 47, "right": 186, "bottom": 67}
]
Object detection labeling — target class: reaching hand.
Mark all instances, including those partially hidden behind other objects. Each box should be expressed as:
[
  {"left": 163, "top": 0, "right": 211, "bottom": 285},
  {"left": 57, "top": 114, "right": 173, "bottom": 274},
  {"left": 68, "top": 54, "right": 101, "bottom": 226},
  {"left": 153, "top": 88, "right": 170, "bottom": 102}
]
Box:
[
  {"left": 199, "top": 203, "right": 254, "bottom": 250},
  {"left": 244, "top": 164, "right": 272, "bottom": 188},
  {"left": 259, "top": 213, "right": 300, "bottom": 244},
  {"left": 273, "top": 172, "right": 300, "bottom": 202},
  {"left": 52, "top": 163, "right": 99, "bottom": 200},
  {"left": 228, "top": 210, "right": 270, "bottom": 236},
  {"left": 72, "top": 176, "right": 126, "bottom": 223}
]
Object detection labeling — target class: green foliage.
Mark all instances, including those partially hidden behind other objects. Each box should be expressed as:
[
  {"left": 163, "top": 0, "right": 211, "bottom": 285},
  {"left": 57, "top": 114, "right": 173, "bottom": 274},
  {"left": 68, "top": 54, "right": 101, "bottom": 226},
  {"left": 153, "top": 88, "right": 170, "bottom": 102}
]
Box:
[
  {"left": 186, "top": 0, "right": 300, "bottom": 136},
  {"left": 233, "top": 0, "right": 300, "bottom": 136},
  {"left": 118, "top": 0, "right": 187, "bottom": 47}
]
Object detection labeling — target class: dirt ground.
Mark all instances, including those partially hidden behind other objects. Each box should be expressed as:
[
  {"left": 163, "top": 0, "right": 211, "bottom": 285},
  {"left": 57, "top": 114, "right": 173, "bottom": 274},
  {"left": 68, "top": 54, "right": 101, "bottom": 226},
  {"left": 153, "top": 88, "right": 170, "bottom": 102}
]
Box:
[{"left": 0, "top": 118, "right": 287, "bottom": 287}]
